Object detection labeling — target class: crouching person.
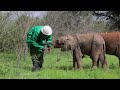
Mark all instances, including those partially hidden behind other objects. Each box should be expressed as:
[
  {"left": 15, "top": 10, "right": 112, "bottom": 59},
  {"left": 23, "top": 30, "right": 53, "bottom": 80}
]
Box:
[{"left": 26, "top": 25, "right": 53, "bottom": 72}]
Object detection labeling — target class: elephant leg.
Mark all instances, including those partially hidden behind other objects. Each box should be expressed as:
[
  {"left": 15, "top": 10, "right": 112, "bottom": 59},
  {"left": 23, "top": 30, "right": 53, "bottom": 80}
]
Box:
[
  {"left": 73, "top": 47, "right": 83, "bottom": 69},
  {"left": 73, "top": 50, "right": 78, "bottom": 69},
  {"left": 91, "top": 54, "right": 99, "bottom": 69},
  {"left": 91, "top": 43, "right": 103, "bottom": 69},
  {"left": 97, "top": 59, "right": 100, "bottom": 68},
  {"left": 77, "top": 47, "right": 83, "bottom": 69},
  {"left": 76, "top": 54, "right": 82, "bottom": 69},
  {"left": 99, "top": 53, "right": 108, "bottom": 69}
]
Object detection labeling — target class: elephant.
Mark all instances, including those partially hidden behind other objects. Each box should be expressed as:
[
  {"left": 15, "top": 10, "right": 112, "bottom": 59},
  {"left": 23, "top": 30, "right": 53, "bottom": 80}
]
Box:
[
  {"left": 100, "top": 31, "right": 120, "bottom": 67},
  {"left": 54, "top": 33, "right": 108, "bottom": 70}
]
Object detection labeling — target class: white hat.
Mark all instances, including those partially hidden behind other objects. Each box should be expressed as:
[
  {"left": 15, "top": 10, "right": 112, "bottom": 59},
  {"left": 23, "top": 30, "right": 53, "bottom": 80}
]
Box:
[{"left": 41, "top": 26, "right": 52, "bottom": 35}]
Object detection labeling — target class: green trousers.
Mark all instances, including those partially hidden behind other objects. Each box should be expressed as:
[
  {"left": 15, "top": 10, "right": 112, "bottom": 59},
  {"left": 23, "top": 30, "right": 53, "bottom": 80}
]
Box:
[{"left": 30, "top": 46, "right": 44, "bottom": 72}]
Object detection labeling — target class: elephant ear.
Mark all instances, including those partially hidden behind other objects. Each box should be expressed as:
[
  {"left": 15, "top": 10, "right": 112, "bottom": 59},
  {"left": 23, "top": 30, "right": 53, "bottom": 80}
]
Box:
[
  {"left": 70, "top": 44, "right": 76, "bottom": 51},
  {"left": 67, "top": 35, "right": 78, "bottom": 51}
]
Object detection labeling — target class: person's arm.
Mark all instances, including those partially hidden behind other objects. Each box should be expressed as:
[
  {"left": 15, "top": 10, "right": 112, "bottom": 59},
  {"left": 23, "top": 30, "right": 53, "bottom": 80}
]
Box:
[
  {"left": 26, "top": 28, "right": 33, "bottom": 43},
  {"left": 46, "top": 35, "right": 53, "bottom": 47},
  {"left": 26, "top": 27, "right": 34, "bottom": 47}
]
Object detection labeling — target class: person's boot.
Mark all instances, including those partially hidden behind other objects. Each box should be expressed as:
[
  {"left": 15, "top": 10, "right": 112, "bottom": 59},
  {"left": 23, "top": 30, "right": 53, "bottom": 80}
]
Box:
[
  {"left": 38, "top": 61, "right": 43, "bottom": 69},
  {"left": 32, "top": 61, "right": 40, "bottom": 72}
]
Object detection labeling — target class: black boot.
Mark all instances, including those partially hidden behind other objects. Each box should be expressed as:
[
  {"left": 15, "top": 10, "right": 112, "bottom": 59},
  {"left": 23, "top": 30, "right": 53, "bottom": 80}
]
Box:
[
  {"left": 32, "top": 61, "right": 40, "bottom": 72},
  {"left": 38, "top": 61, "right": 43, "bottom": 69}
]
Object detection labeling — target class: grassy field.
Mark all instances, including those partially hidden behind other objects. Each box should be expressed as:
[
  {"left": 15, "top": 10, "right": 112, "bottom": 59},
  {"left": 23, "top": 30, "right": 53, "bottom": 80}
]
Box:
[{"left": 0, "top": 49, "right": 120, "bottom": 79}]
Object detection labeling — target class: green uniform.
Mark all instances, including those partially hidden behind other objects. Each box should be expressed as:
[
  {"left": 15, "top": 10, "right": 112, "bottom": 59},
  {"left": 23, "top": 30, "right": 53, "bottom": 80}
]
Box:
[
  {"left": 26, "top": 26, "right": 53, "bottom": 72},
  {"left": 26, "top": 26, "right": 53, "bottom": 53}
]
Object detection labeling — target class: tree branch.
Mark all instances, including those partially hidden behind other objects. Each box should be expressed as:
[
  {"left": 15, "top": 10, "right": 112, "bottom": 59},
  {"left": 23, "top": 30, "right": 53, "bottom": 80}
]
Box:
[{"left": 93, "top": 11, "right": 117, "bottom": 21}]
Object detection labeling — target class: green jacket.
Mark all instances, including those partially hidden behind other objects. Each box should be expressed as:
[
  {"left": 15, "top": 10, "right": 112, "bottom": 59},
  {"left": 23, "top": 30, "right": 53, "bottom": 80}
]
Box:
[{"left": 26, "top": 26, "right": 53, "bottom": 53}]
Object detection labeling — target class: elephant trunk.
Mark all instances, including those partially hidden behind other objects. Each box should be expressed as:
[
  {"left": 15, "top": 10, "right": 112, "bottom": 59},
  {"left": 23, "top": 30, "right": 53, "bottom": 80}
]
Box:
[{"left": 43, "top": 42, "right": 59, "bottom": 48}]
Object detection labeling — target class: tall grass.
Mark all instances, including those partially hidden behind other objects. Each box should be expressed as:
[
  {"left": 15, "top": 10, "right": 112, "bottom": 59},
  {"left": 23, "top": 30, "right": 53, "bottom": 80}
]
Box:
[{"left": 0, "top": 49, "right": 120, "bottom": 79}]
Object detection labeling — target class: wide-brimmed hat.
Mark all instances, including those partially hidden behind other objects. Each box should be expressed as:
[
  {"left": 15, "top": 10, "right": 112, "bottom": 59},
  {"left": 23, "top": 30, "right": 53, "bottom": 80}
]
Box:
[{"left": 41, "top": 26, "right": 52, "bottom": 35}]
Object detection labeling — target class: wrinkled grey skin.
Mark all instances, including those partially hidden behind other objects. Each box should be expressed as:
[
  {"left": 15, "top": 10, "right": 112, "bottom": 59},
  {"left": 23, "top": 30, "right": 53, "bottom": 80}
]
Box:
[{"left": 55, "top": 33, "right": 108, "bottom": 70}]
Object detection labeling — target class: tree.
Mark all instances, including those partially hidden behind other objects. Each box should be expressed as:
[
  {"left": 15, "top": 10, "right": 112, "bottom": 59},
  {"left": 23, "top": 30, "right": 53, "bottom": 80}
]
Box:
[
  {"left": 93, "top": 11, "right": 120, "bottom": 30},
  {"left": 40, "top": 11, "right": 108, "bottom": 40}
]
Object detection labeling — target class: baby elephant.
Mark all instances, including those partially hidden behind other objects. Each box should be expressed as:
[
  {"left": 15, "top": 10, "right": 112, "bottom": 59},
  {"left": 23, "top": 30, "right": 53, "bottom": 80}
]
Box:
[{"left": 55, "top": 33, "right": 108, "bottom": 70}]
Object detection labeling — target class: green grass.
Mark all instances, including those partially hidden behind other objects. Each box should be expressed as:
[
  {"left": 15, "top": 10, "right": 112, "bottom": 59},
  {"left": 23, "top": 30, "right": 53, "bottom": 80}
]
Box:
[{"left": 0, "top": 49, "right": 120, "bottom": 79}]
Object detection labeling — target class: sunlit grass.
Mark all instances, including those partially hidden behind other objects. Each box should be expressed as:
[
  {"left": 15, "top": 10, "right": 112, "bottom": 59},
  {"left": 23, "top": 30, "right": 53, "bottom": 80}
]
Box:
[{"left": 0, "top": 49, "right": 120, "bottom": 79}]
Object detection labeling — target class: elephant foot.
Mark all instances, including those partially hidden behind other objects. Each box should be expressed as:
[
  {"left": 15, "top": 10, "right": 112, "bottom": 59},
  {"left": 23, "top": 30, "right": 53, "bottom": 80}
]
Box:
[
  {"left": 103, "top": 65, "right": 109, "bottom": 70},
  {"left": 91, "top": 66, "right": 97, "bottom": 70},
  {"left": 78, "top": 67, "right": 83, "bottom": 70}
]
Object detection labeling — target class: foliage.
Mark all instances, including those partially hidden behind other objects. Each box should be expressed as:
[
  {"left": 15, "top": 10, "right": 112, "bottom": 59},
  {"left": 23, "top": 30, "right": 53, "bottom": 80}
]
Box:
[
  {"left": 93, "top": 11, "right": 120, "bottom": 30},
  {"left": 39, "top": 11, "right": 109, "bottom": 40}
]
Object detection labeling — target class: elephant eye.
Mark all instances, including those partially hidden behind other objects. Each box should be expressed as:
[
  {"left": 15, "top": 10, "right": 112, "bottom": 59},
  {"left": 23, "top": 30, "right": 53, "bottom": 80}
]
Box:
[{"left": 66, "top": 38, "right": 69, "bottom": 40}]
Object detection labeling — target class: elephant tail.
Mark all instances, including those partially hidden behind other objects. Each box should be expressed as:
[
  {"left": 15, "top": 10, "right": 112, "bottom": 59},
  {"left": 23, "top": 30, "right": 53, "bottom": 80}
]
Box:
[
  {"left": 102, "top": 42, "right": 106, "bottom": 60},
  {"left": 103, "top": 42, "right": 106, "bottom": 54}
]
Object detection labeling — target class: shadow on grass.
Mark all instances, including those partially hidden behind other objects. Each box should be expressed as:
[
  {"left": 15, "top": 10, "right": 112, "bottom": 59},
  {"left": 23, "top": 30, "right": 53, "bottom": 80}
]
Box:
[
  {"left": 82, "top": 64, "right": 91, "bottom": 69},
  {"left": 56, "top": 65, "right": 93, "bottom": 70},
  {"left": 109, "top": 64, "right": 119, "bottom": 69},
  {"left": 55, "top": 64, "right": 109, "bottom": 71},
  {"left": 56, "top": 66, "right": 73, "bottom": 70}
]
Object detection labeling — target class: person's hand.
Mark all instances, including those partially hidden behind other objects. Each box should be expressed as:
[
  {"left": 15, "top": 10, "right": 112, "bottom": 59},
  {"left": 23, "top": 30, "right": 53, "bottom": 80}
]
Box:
[
  {"left": 47, "top": 46, "right": 51, "bottom": 52},
  {"left": 42, "top": 48, "right": 46, "bottom": 52}
]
